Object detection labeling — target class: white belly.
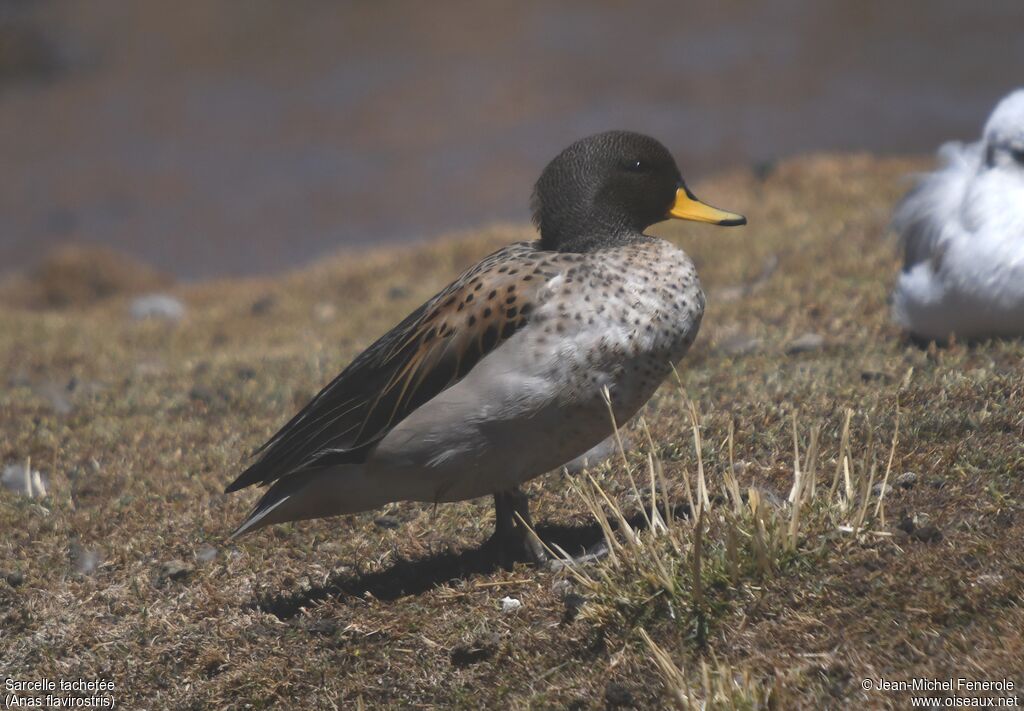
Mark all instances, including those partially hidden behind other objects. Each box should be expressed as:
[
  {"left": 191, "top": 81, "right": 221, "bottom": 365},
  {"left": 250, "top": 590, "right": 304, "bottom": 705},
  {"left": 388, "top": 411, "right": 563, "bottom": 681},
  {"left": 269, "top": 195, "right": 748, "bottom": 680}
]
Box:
[{"left": 894, "top": 230, "right": 1024, "bottom": 341}]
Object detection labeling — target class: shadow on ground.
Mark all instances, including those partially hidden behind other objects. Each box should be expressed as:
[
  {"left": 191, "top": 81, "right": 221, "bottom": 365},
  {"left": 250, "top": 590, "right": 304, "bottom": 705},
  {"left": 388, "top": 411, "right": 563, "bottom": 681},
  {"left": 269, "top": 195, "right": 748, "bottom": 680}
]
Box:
[{"left": 253, "top": 504, "right": 693, "bottom": 619}]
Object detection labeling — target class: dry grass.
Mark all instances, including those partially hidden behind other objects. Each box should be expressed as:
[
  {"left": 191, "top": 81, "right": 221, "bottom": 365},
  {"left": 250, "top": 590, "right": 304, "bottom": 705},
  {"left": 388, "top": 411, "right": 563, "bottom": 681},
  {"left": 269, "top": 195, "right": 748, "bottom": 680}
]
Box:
[{"left": 2, "top": 154, "right": 1023, "bottom": 709}]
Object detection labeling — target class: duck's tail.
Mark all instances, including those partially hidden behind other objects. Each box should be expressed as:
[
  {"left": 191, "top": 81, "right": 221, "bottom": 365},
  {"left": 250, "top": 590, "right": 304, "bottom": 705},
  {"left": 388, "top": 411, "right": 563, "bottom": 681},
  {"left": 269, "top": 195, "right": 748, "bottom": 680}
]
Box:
[{"left": 229, "top": 464, "right": 385, "bottom": 538}]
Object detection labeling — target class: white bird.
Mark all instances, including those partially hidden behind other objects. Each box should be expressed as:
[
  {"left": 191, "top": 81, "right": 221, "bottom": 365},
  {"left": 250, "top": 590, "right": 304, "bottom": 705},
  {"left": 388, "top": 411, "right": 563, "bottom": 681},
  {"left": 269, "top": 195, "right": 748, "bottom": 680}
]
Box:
[{"left": 892, "top": 89, "right": 1024, "bottom": 342}]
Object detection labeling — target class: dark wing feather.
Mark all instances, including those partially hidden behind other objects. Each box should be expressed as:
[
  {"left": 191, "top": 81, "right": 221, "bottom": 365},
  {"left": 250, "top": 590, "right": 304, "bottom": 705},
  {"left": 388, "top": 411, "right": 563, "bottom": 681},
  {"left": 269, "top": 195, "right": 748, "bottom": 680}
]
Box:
[{"left": 226, "top": 240, "right": 553, "bottom": 492}]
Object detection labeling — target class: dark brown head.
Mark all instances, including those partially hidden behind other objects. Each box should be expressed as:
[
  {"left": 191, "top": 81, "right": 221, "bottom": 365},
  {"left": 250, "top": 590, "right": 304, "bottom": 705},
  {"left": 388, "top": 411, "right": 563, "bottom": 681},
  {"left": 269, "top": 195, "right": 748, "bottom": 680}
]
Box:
[{"left": 531, "top": 130, "right": 745, "bottom": 252}]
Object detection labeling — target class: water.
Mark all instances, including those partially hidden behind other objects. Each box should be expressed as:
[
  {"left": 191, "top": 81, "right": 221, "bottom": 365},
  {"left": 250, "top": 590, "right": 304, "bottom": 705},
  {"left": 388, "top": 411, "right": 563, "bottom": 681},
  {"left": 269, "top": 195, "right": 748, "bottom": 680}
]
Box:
[{"left": 1, "top": 0, "right": 1022, "bottom": 279}]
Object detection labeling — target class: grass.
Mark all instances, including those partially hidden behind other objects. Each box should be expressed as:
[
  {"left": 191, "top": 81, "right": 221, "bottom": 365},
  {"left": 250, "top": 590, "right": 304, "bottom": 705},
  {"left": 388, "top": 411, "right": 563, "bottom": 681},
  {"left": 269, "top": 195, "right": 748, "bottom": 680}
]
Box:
[
  {"left": 2, "top": 153, "right": 1023, "bottom": 709},
  {"left": 557, "top": 392, "right": 906, "bottom": 708}
]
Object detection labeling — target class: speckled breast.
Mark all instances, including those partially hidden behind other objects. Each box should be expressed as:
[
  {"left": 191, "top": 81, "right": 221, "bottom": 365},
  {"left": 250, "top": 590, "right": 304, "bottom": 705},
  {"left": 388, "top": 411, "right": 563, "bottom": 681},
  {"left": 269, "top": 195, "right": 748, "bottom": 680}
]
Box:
[{"left": 514, "top": 237, "right": 705, "bottom": 472}]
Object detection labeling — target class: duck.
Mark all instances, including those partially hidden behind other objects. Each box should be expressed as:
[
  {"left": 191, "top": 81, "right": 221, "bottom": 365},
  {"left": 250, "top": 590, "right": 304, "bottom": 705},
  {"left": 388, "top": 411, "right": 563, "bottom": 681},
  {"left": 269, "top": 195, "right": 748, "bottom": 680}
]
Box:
[
  {"left": 225, "top": 130, "right": 745, "bottom": 564},
  {"left": 892, "top": 88, "right": 1024, "bottom": 342}
]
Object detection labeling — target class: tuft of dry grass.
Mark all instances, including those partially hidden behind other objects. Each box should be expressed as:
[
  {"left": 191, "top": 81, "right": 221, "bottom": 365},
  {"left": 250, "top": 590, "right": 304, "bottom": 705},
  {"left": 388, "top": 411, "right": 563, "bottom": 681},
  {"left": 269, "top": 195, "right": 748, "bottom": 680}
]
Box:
[
  {"left": 559, "top": 376, "right": 907, "bottom": 706},
  {"left": 1, "top": 154, "right": 1023, "bottom": 709},
  {"left": 0, "top": 243, "right": 173, "bottom": 309}
]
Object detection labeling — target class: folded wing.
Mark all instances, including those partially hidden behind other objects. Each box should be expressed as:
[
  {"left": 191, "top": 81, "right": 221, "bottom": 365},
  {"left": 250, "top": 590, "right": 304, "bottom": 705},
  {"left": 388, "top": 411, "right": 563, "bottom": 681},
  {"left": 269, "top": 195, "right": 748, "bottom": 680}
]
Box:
[{"left": 226, "top": 240, "right": 554, "bottom": 492}]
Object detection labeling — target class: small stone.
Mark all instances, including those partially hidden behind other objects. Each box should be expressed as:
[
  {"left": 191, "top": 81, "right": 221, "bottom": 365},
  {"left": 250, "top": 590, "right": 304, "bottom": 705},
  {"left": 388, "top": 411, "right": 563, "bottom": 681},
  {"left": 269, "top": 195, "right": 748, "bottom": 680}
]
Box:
[
  {"left": 713, "top": 255, "right": 778, "bottom": 302},
  {"left": 4, "top": 571, "right": 25, "bottom": 587},
  {"left": 872, "top": 482, "right": 891, "bottom": 497},
  {"left": 37, "top": 382, "right": 73, "bottom": 415},
  {"left": 713, "top": 285, "right": 748, "bottom": 303},
  {"left": 786, "top": 333, "right": 825, "bottom": 354},
  {"left": 196, "top": 544, "right": 218, "bottom": 563},
  {"left": 373, "top": 515, "right": 401, "bottom": 530},
  {"left": 130, "top": 294, "right": 185, "bottom": 321},
  {"left": 387, "top": 286, "right": 410, "bottom": 300},
  {"left": 313, "top": 302, "right": 336, "bottom": 322},
  {"left": 1, "top": 463, "right": 46, "bottom": 498},
  {"left": 719, "top": 333, "right": 762, "bottom": 356},
  {"left": 2, "top": 463, "right": 28, "bottom": 494},
  {"left": 161, "top": 559, "right": 195, "bottom": 582},
  {"left": 896, "top": 472, "right": 918, "bottom": 489},
  {"left": 71, "top": 545, "right": 102, "bottom": 576},
  {"left": 500, "top": 596, "right": 522, "bottom": 614}
]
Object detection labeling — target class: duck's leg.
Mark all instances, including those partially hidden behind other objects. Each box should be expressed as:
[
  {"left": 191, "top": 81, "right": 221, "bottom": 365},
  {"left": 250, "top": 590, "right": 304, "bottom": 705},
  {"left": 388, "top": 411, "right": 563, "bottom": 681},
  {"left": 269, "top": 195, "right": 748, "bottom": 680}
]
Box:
[
  {"left": 486, "top": 487, "right": 547, "bottom": 566},
  {"left": 506, "top": 486, "right": 548, "bottom": 564}
]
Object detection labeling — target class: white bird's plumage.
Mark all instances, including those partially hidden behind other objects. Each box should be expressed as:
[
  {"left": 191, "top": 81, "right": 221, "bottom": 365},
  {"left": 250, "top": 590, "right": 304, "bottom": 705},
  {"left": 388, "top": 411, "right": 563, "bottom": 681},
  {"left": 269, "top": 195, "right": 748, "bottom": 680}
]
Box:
[{"left": 892, "top": 88, "right": 1024, "bottom": 341}]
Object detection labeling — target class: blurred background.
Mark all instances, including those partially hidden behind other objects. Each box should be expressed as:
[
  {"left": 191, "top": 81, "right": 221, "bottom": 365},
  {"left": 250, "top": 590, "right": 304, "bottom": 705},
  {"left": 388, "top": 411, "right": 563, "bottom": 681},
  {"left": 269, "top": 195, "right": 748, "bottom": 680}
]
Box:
[{"left": 1, "top": 0, "right": 1022, "bottom": 280}]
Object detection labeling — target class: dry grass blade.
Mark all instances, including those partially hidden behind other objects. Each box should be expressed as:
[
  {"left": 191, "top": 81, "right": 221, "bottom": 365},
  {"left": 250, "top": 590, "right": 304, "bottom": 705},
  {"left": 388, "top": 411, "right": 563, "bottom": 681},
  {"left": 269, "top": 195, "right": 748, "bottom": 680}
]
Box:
[
  {"left": 853, "top": 460, "right": 878, "bottom": 533},
  {"left": 787, "top": 414, "right": 801, "bottom": 504},
  {"left": 725, "top": 514, "right": 740, "bottom": 585},
  {"left": 512, "top": 509, "right": 600, "bottom": 589},
  {"left": 806, "top": 424, "right": 820, "bottom": 501},
  {"left": 600, "top": 385, "right": 630, "bottom": 471},
  {"left": 788, "top": 423, "right": 820, "bottom": 551},
  {"left": 688, "top": 401, "right": 711, "bottom": 513},
  {"left": 872, "top": 402, "right": 901, "bottom": 523},
  {"left": 601, "top": 385, "right": 653, "bottom": 532},
  {"left": 646, "top": 452, "right": 667, "bottom": 535},
  {"left": 641, "top": 417, "right": 675, "bottom": 529},
  {"left": 748, "top": 488, "right": 771, "bottom": 578},
  {"left": 588, "top": 474, "right": 642, "bottom": 553},
  {"left": 691, "top": 508, "right": 706, "bottom": 648},
  {"left": 724, "top": 420, "right": 743, "bottom": 516},
  {"left": 639, "top": 628, "right": 695, "bottom": 710},
  {"left": 640, "top": 629, "right": 775, "bottom": 709},
  {"left": 567, "top": 475, "right": 622, "bottom": 566},
  {"left": 829, "top": 408, "right": 853, "bottom": 501}
]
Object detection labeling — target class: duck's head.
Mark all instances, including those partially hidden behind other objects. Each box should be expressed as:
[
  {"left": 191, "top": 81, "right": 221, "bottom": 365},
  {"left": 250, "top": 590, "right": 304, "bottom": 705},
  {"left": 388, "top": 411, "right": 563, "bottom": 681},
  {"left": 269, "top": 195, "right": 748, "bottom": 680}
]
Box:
[
  {"left": 531, "top": 130, "right": 745, "bottom": 252},
  {"left": 983, "top": 89, "right": 1024, "bottom": 172}
]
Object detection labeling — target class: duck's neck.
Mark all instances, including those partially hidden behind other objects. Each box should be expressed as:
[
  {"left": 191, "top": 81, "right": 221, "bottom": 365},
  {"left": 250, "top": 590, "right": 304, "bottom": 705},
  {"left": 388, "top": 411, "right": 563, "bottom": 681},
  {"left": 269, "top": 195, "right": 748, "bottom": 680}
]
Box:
[{"left": 539, "top": 210, "right": 646, "bottom": 253}]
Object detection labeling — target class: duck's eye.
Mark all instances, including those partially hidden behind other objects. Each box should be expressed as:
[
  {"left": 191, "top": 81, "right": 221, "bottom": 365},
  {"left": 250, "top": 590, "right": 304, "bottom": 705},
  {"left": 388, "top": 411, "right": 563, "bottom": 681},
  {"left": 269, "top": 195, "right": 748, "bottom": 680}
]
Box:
[
  {"left": 1012, "top": 148, "right": 1024, "bottom": 166},
  {"left": 626, "top": 160, "right": 644, "bottom": 172}
]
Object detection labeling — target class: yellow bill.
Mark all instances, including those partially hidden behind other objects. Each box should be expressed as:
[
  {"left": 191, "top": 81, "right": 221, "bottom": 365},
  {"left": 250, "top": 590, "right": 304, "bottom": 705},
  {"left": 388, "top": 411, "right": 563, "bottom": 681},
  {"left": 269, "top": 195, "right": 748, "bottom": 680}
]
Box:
[{"left": 667, "top": 186, "right": 746, "bottom": 226}]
